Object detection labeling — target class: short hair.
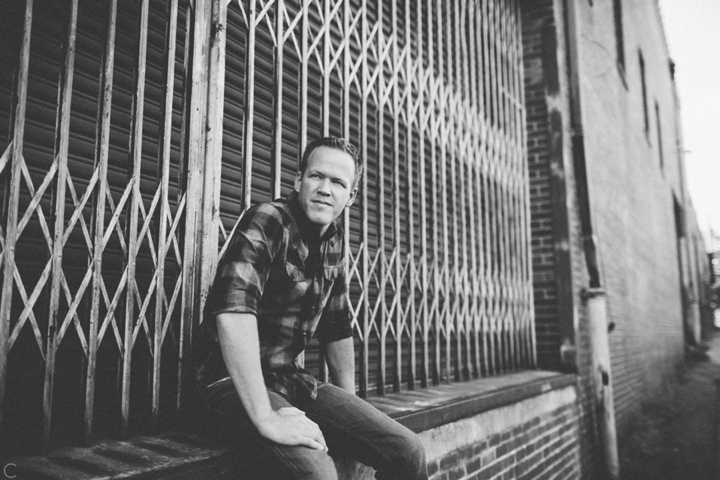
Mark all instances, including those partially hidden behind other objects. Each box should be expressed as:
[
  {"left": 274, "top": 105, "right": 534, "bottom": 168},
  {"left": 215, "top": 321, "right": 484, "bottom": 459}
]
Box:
[{"left": 299, "top": 136, "right": 363, "bottom": 187}]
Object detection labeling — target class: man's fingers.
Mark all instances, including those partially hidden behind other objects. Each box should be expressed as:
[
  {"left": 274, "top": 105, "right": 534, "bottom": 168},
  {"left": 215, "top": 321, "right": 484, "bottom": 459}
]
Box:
[
  {"left": 299, "top": 418, "right": 327, "bottom": 450},
  {"left": 304, "top": 439, "right": 327, "bottom": 451},
  {"left": 277, "top": 406, "right": 305, "bottom": 416},
  {"left": 258, "top": 410, "right": 328, "bottom": 451}
]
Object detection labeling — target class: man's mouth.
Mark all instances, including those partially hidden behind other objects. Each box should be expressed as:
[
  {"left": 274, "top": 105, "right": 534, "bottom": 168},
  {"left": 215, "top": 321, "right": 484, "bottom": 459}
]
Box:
[{"left": 313, "top": 200, "right": 332, "bottom": 207}]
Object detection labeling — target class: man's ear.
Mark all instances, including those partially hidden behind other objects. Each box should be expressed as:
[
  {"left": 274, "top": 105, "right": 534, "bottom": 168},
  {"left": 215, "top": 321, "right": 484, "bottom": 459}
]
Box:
[
  {"left": 346, "top": 188, "right": 358, "bottom": 207},
  {"left": 294, "top": 171, "right": 302, "bottom": 192}
]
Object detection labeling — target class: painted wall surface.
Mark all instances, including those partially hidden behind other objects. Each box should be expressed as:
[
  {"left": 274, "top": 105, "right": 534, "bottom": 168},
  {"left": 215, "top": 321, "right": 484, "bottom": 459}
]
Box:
[{"left": 573, "top": 0, "right": 687, "bottom": 427}]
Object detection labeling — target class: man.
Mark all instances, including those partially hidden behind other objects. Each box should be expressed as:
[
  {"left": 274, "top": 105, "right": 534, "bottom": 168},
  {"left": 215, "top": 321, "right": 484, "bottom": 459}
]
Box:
[{"left": 194, "top": 137, "right": 427, "bottom": 480}]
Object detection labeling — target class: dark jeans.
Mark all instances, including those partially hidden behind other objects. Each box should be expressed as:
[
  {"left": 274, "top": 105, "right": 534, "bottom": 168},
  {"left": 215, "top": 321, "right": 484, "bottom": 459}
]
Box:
[{"left": 201, "top": 381, "right": 428, "bottom": 480}]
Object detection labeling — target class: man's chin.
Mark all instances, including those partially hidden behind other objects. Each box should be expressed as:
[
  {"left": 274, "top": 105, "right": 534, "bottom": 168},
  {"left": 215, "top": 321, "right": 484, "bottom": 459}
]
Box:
[{"left": 306, "top": 213, "right": 333, "bottom": 229}]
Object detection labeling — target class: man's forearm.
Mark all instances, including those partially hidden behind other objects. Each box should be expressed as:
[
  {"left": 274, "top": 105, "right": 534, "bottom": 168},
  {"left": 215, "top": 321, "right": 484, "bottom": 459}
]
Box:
[
  {"left": 216, "top": 313, "right": 328, "bottom": 450},
  {"left": 216, "top": 313, "right": 274, "bottom": 423},
  {"left": 324, "top": 336, "right": 356, "bottom": 393}
]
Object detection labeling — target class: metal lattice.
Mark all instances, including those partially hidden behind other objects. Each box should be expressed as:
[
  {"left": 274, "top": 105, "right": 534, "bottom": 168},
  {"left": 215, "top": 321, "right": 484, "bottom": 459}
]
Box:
[
  {"left": 0, "top": 0, "right": 203, "bottom": 452},
  {"left": 0, "top": 0, "right": 533, "bottom": 455},
  {"left": 201, "top": 0, "right": 534, "bottom": 397}
]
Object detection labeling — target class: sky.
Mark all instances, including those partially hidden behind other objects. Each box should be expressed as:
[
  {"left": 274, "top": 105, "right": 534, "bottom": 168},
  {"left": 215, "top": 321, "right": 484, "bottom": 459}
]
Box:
[{"left": 658, "top": 0, "right": 720, "bottom": 251}]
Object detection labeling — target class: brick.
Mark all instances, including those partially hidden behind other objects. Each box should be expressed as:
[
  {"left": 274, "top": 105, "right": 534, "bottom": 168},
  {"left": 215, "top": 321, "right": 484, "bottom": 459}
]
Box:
[
  {"left": 466, "top": 456, "right": 482, "bottom": 475},
  {"left": 430, "top": 471, "right": 449, "bottom": 480},
  {"left": 439, "top": 452, "right": 459, "bottom": 471},
  {"left": 448, "top": 464, "right": 466, "bottom": 480},
  {"left": 427, "top": 460, "right": 439, "bottom": 476},
  {"left": 456, "top": 444, "right": 475, "bottom": 461}
]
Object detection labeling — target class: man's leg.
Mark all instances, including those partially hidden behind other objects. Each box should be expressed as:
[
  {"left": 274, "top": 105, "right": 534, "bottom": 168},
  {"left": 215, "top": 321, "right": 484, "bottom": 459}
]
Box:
[
  {"left": 299, "top": 383, "right": 428, "bottom": 480},
  {"left": 201, "top": 381, "right": 338, "bottom": 480}
]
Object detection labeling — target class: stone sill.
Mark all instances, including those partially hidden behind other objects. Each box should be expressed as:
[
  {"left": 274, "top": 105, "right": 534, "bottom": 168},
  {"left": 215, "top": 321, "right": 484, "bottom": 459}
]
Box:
[
  {"left": 369, "top": 370, "right": 575, "bottom": 432},
  {"left": 8, "top": 371, "right": 575, "bottom": 479}
]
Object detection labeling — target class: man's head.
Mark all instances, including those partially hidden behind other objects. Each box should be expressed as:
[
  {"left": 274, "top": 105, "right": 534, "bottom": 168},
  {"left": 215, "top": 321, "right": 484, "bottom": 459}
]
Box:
[
  {"left": 294, "top": 137, "right": 361, "bottom": 234},
  {"left": 299, "top": 137, "right": 363, "bottom": 187}
]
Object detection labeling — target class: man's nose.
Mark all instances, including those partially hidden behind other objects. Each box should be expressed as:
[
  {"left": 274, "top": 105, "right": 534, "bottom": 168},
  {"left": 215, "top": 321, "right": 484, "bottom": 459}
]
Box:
[{"left": 317, "top": 179, "right": 331, "bottom": 195}]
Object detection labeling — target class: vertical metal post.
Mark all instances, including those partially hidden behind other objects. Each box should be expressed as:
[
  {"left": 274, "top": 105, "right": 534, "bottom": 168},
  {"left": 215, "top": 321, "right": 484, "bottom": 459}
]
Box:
[
  {"left": 467, "top": 0, "right": 481, "bottom": 378},
  {"left": 299, "top": 0, "right": 308, "bottom": 155},
  {"left": 1, "top": 0, "right": 32, "bottom": 433},
  {"left": 436, "top": 0, "right": 450, "bottom": 383},
  {"left": 243, "top": 0, "right": 257, "bottom": 210},
  {"left": 272, "top": 0, "right": 285, "bottom": 199},
  {"left": 121, "top": 0, "right": 150, "bottom": 436},
  {"left": 417, "top": 0, "right": 429, "bottom": 389},
  {"left": 81, "top": 0, "right": 117, "bottom": 444},
  {"left": 322, "top": 0, "right": 330, "bottom": 135},
  {"left": 391, "top": 0, "right": 402, "bottom": 393},
  {"left": 359, "top": 0, "right": 370, "bottom": 398},
  {"left": 178, "top": 0, "right": 212, "bottom": 414},
  {"left": 377, "top": 0, "right": 387, "bottom": 396},
  {"left": 199, "top": 0, "right": 228, "bottom": 314},
  {"left": 341, "top": 0, "right": 351, "bottom": 388},
  {"left": 404, "top": 0, "right": 416, "bottom": 391},
  {"left": 47, "top": 0, "right": 78, "bottom": 443},
  {"left": 152, "top": 0, "right": 180, "bottom": 430},
  {"left": 427, "top": 0, "right": 440, "bottom": 385}
]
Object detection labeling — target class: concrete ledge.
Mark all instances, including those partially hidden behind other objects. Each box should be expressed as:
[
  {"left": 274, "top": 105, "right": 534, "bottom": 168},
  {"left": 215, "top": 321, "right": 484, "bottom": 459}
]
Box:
[
  {"left": 369, "top": 370, "right": 575, "bottom": 433},
  {"left": 8, "top": 371, "right": 574, "bottom": 479},
  {"left": 7, "top": 432, "right": 239, "bottom": 480}
]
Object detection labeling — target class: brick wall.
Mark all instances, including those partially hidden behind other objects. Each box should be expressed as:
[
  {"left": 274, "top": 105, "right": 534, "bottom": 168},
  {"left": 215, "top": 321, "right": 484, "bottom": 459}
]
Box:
[
  {"left": 518, "top": 0, "right": 697, "bottom": 478},
  {"left": 421, "top": 387, "right": 579, "bottom": 480},
  {"left": 522, "top": 0, "right": 562, "bottom": 372},
  {"left": 521, "top": 3, "right": 602, "bottom": 479}
]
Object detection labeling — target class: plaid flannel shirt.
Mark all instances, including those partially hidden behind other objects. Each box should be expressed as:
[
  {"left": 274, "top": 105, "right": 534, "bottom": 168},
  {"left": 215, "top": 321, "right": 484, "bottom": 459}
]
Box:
[{"left": 194, "top": 191, "right": 352, "bottom": 401}]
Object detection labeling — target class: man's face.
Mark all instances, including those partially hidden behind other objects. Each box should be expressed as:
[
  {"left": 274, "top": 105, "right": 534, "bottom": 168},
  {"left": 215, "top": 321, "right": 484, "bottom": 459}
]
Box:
[{"left": 294, "top": 146, "right": 357, "bottom": 234}]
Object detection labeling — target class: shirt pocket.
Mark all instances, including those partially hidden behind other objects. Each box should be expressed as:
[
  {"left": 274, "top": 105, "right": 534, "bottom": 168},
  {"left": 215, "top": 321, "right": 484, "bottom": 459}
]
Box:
[
  {"left": 271, "top": 262, "right": 310, "bottom": 306},
  {"left": 321, "top": 265, "right": 340, "bottom": 299}
]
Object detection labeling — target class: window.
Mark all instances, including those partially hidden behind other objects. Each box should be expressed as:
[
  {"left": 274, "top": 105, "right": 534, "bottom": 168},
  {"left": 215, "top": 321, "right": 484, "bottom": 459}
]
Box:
[
  {"left": 639, "top": 51, "right": 649, "bottom": 135},
  {"left": 613, "top": 0, "right": 625, "bottom": 71},
  {"left": 655, "top": 101, "right": 664, "bottom": 170}
]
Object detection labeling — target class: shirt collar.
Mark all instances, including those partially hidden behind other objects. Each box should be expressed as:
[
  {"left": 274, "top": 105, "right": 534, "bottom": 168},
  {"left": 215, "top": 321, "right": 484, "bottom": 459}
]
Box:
[{"left": 287, "top": 191, "right": 339, "bottom": 243}]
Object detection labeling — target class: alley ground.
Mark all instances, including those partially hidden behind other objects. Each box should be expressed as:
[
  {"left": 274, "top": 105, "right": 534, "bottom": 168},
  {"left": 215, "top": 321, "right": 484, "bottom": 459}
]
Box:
[{"left": 619, "top": 331, "right": 720, "bottom": 480}]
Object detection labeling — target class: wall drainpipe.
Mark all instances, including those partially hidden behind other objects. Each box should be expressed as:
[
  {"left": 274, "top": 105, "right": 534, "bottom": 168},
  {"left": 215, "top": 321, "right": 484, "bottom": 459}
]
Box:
[
  {"left": 582, "top": 288, "right": 620, "bottom": 479},
  {"left": 562, "top": 0, "right": 620, "bottom": 477}
]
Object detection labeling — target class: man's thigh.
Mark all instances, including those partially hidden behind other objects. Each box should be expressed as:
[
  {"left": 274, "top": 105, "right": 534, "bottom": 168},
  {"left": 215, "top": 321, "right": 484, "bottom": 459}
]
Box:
[
  {"left": 201, "top": 383, "right": 338, "bottom": 480},
  {"left": 300, "top": 383, "right": 426, "bottom": 478}
]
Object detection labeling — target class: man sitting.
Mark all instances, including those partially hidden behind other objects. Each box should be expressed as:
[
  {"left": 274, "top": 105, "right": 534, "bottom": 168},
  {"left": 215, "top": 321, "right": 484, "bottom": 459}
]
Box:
[{"left": 194, "top": 137, "right": 427, "bottom": 480}]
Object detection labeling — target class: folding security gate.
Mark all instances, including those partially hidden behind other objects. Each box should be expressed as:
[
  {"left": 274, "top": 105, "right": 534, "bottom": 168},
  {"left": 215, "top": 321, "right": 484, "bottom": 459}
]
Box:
[{"left": 0, "top": 0, "right": 532, "bottom": 455}]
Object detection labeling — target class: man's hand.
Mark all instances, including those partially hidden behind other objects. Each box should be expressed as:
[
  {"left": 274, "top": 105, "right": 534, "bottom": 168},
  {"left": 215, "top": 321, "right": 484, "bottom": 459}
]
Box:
[{"left": 255, "top": 407, "right": 327, "bottom": 451}]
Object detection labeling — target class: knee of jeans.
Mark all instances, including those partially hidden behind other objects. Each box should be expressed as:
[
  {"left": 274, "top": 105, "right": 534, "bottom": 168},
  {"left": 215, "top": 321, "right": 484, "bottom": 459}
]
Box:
[{"left": 393, "top": 432, "right": 427, "bottom": 477}]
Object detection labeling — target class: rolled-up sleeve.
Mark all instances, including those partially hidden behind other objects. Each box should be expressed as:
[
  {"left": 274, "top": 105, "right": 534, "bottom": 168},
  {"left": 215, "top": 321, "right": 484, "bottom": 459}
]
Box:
[{"left": 204, "top": 205, "right": 284, "bottom": 318}]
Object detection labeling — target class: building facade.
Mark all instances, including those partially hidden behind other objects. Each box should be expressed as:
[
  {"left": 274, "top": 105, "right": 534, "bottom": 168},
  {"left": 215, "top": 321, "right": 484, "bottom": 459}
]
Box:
[
  {"left": 522, "top": 0, "right": 710, "bottom": 478},
  {"left": 0, "top": 0, "right": 711, "bottom": 478}
]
